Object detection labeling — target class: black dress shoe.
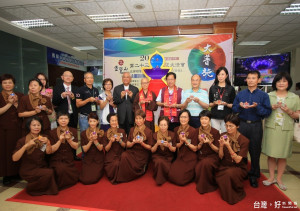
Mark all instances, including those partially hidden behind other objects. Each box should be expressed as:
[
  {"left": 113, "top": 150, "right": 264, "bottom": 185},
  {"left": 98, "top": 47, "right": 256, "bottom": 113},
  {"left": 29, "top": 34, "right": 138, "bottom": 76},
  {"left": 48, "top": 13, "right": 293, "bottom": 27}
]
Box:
[
  {"left": 249, "top": 178, "right": 258, "bottom": 188},
  {"left": 3, "top": 176, "right": 12, "bottom": 186},
  {"left": 74, "top": 156, "right": 82, "bottom": 161}
]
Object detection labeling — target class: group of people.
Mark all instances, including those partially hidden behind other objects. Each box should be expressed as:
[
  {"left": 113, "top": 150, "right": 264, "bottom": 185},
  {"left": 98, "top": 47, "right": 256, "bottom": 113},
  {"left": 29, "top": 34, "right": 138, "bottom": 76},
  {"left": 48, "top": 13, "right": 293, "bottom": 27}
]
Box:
[{"left": 0, "top": 67, "right": 299, "bottom": 205}]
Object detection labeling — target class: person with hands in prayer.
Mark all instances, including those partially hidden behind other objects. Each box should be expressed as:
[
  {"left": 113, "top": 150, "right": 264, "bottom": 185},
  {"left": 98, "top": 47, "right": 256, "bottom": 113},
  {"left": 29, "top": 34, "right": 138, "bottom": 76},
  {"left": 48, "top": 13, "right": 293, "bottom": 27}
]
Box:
[
  {"left": 103, "top": 113, "right": 127, "bottom": 184},
  {"left": 151, "top": 116, "right": 176, "bottom": 185},
  {"left": 79, "top": 112, "right": 105, "bottom": 185},
  {"left": 0, "top": 74, "right": 24, "bottom": 185},
  {"left": 12, "top": 117, "right": 58, "bottom": 196},
  {"left": 215, "top": 114, "right": 249, "bottom": 205},
  {"left": 232, "top": 70, "right": 271, "bottom": 188},
  {"left": 99, "top": 78, "right": 116, "bottom": 131},
  {"left": 156, "top": 72, "right": 184, "bottom": 131},
  {"left": 133, "top": 77, "right": 158, "bottom": 132},
  {"left": 209, "top": 67, "right": 236, "bottom": 133},
  {"left": 18, "top": 78, "right": 53, "bottom": 136},
  {"left": 194, "top": 110, "right": 220, "bottom": 194},
  {"left": 49, "top": 112, "right": 79, "bottom": 190},
  {"left": 113, "top": 72, "right": 139, "bottom": 135},
  {"left": 262, "top": 72, "right": 300, "bottom": 191},
  {"left": 76, "top": 72, "right": 100, "bottom": 132},
  {"left": 181, "top": 74, "right": 209, "bottom": 128},
  {"left": 168, "top": 109, "right": 197, "bottom": 186},
  {"left": 116, "top": 109, "right": 153, "bottom": 183}
]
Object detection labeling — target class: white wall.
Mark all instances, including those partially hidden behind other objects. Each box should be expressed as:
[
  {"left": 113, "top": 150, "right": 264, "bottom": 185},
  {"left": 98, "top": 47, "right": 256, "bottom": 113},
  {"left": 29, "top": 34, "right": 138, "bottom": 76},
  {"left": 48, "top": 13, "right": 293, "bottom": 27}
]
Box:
[{"left": 290, "top": 47, "right": 300, "bottom": 91}]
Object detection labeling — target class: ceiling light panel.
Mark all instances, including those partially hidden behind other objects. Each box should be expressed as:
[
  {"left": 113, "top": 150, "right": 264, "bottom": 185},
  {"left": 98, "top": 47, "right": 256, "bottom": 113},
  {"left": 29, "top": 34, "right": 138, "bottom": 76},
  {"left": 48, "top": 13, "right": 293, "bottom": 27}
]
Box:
[
  {"left": 180, "top": 7, "right": 229, "bottom": 19},
  {"left": 88, "top": 13, "right": 133, "bottom": 23},
  {"left": 281, "top": 3, "right": 300, "bottom": 15},
  {"left": 73, "top": 46, "right": 97, "bottom": 51},
  {"left": 11, "top": 19, "right": 54, "bottom": 28},
  {"left": 238, "top": 41, "right": 271, "bottom": 46}
]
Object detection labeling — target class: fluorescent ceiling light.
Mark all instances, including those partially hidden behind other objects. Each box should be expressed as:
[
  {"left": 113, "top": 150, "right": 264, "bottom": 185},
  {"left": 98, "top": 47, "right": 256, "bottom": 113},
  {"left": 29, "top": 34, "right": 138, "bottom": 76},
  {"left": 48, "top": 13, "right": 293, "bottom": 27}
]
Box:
[
  {"left": 180, "top": 7, "right": 229, "bottom": 19},
  {"left": 88, "top": 13, "right": 133, "bottom": 23},
  {"left": 238, "top": 41, "right": 270, "bottom": 46},
  {"left": 281, "top": 3, "right": 300, "bottom": 15},
  {"left": 73, "top": 46, "right": 97, "bottom": 51},
  {"left": 11, "top": 19, "right": 54, "bottom": 28}
]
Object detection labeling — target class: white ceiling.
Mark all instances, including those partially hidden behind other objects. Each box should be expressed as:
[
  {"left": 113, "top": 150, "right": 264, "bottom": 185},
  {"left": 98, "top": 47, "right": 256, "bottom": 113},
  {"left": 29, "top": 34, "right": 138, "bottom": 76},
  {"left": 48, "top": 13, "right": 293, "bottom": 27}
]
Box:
[{"left": 0, "top": 0, "right": 300, "bottom": 59}]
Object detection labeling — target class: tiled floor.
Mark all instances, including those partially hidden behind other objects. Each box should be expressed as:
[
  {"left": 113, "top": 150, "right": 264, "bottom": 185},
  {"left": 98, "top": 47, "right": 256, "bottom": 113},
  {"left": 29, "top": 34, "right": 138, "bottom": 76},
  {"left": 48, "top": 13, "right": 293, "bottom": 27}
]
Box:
[{"left": 0, "top": 142, "right": 299, "bottom": 211}]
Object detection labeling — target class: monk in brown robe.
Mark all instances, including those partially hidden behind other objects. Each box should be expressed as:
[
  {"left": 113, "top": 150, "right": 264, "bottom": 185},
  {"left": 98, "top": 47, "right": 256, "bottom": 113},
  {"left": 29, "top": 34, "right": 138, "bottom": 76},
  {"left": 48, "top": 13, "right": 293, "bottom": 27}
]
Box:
[
  {"left": 79, "top": 112, "right": 105, "bottom": 185},
  {"left": 18, "top": 78, "right": 53, "bottom": 136},
  {"left": 133, "top": 78, "right": 158, "bottom": 132},
  {"left": 151, "top": 116, "right": 176, "bottom": 185},
  {"left": 168, "top": 109, "right": 197, "bottom": 186},
  {"left": 103, "top": 113, "right": 127, "bottom": 184},
  {"left": 116, "top": 109, "right": 153, "bottom": 183},
  {"left": 49, "top": 112, "right": 79, "bottom": 190},
  {"left": 194, "top": 110, "right": 220, "bottom": 194},
  {"left": 216, "top": 114, "right": 249, "bottom": 205},
  {"left": 12, "top": 117, "right": 58, "bottom": 196},
  {"left": 0, "top": 74, "right": 23, "bottom": 185}
]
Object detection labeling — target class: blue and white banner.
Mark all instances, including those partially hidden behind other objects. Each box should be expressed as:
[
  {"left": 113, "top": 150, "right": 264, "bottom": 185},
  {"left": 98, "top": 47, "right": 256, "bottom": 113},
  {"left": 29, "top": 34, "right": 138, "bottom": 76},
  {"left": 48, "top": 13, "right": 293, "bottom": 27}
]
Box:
[{"left": 47, "top": 47, "right": 86, "bottom": 71}]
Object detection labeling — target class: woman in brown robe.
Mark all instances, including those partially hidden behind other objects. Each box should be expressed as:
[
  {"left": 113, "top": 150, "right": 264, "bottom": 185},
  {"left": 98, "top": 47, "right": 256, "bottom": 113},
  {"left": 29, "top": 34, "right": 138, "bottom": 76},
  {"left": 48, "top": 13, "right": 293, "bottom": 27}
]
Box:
[
  {"left": 18, "top": 78, "right": 53, "bottom": 136},
  {"left": 49, "top": 112, "right": 79, "bottom": 190},
  {"left": 151, "top": 116, "right": 176, "bottom": 185},
  {"left": 0, "top": 74, "right": 23, "bottom": 185},
  {"left": 79, "top": 112, "right": 105, "bottom": 185},
  {"left": 168, "top": 109, "right": 197, "bottom": 186},
  {"left": 12, "top": 116, "right": 58, "bottom": 196},
  {"left": 103, "top": 113, "right": 127, "bottom": 184},
  {"left": 216, "top": 114, "right": 249, "bottom": 205},
  {"left": 133, "top": 78, "right": 158, "bottom": 132},
  {"left": 194, "top": 110, "right": 220, "bottom": 194},
  {"left": 116, "top": 109, "right": 153, "bottom": 183}
]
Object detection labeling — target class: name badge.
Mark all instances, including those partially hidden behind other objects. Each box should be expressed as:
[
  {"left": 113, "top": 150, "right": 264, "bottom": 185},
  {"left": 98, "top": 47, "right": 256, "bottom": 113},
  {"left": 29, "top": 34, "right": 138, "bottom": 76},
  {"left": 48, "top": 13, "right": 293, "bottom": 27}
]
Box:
[
  {"left": 91, "top": 104, "right": 97, "bottom": 111},
  {"left": 217, "top": 105, "right": 224, "bottom": 110}
]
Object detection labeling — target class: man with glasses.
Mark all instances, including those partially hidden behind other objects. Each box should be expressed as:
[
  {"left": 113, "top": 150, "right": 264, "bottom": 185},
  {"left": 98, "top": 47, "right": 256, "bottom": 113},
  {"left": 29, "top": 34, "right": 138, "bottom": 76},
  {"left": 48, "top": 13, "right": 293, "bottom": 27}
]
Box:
[
  {"left": 52, "top": 70, "right": 80, "bottom": 160},
  {"left": 133, "top": 77, "right": 158, "bottom": 132},
  {"left": 113, "top": 72, "right": 139, "bottom": 135},
  {"left": 76, "top": 72, "right": 100, "bottom": 132},
  {"left": 156, "top": 72, "right": 184, "bottom": 131}
]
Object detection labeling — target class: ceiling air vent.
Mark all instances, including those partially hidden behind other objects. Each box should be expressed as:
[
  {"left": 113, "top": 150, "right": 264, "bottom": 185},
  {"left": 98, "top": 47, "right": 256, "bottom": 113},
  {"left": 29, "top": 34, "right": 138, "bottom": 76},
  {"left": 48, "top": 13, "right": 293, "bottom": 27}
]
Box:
[{"left": 53, "top": 5, "right": 81, "bottom": 16}]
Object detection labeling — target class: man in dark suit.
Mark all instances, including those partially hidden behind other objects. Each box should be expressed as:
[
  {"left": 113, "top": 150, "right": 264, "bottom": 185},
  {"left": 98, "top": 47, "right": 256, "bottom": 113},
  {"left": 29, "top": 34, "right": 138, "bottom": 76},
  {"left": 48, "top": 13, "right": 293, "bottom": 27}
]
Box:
[
  {"left": 113, "top": 72, "right": 139, "bottom": 135},
  {"left": 52, "top": 70, "right": 80, "bottom": 160}
]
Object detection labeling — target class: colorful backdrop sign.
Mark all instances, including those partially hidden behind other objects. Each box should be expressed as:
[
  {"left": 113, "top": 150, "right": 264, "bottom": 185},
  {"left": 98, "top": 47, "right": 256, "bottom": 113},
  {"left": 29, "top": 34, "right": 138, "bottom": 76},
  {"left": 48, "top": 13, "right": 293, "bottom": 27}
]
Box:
[{"left": 104, "top": 34, "right": 233, "bottom": 93}]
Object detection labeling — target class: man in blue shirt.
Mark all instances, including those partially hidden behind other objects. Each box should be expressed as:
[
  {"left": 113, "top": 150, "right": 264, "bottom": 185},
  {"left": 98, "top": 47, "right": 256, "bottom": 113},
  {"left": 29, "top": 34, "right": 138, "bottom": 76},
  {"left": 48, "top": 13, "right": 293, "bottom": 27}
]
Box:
[
  {"left": 233, "top": 70, "right": 271, "bottom": 188},
  {"left": 181, "top": 74, "right": 209, "bottom": 128}
]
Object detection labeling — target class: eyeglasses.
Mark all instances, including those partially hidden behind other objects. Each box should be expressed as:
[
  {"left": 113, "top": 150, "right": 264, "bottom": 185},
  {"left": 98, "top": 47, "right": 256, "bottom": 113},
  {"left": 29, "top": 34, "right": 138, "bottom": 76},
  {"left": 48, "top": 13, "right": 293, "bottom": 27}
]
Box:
[{"left": 104, "top": 83, "right": 112, "bottom": 86}]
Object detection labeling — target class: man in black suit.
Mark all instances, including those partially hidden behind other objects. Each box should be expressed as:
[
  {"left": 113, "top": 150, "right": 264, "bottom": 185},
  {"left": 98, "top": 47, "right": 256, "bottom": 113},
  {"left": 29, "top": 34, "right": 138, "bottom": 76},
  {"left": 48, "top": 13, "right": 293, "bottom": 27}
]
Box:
[
  {"left": 52, "top": 70, "right": 80, "bottom": 160},
  {"left": 53, "top": 71, "right": 78, "bottom": 128},
  {"left": 113, "top": 72, "right": 139, "bottom": 135}
]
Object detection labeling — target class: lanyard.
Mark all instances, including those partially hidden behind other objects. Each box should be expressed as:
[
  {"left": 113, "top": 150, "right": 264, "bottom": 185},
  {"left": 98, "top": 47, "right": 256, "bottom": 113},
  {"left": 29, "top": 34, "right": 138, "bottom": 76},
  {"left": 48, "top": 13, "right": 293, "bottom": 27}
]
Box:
[
  {"left": 217, "top": 88, "right": 225, "bottom": 100},
  {"left": 85, "top": 85, "right": 95, "bottom": 97}
]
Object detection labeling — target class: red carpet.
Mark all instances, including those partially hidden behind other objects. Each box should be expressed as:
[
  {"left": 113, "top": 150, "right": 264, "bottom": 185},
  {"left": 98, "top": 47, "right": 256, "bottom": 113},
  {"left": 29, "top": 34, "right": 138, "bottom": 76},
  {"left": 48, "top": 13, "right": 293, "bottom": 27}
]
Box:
[{"left": 6, "top": 162, "right": 299, "bottom": 211}]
